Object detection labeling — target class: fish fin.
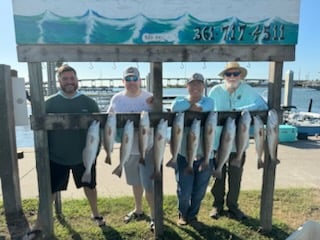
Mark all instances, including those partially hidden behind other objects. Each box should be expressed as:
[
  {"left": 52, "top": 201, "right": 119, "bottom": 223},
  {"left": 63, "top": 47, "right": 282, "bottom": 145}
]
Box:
[
  {"left": 259, "top": 128, "right": 264, "bottom": 137},
  {"left": 105, "top": 155, "right": 111, "bottom": 165},
  {"left": 112, "top": 165, "right": 122, "bottom": 178},
  {"left": 81, "top": 172, "right": 91, "bottom": 184},
  {"left": 142, "top": 128, "right": 147, "bottom": 135},
  {"left": 257, "top": 159, "right": 264, "bottom": 169},
  {"left": 166, "top": 158, "right": 177, "bottom": 169},
  {"left": 212, "top": 169, "right": 222, "bottom": 179},
  {"left": 107, "top": 127, "right": 112, "bottom": 136},
  {"left": 270, "top": 159, "right": 280, "bottom": 167},
  {"left": 184, "top": 167, "right": 194, "bottom": 175},
  {"left": 139, "top": 157, "right": 145, "bottom": 165}
]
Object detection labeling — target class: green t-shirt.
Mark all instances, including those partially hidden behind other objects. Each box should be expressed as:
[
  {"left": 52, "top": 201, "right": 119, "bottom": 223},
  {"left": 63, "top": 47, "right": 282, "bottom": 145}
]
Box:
[{"left": 45, "top": 92, "right": 100, "bottom": 165}]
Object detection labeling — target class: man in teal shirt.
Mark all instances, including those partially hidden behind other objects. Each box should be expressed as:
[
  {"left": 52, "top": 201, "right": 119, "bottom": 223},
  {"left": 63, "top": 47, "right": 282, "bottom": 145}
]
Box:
[{"left": 208, "top": 62, "right": 268, "bottom": 220}]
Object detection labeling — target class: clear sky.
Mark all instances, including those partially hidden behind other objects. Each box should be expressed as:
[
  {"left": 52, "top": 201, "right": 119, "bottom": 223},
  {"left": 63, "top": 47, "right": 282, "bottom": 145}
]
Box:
[{"left": 0, "top": 0, "right": 319, "bottom": 82}]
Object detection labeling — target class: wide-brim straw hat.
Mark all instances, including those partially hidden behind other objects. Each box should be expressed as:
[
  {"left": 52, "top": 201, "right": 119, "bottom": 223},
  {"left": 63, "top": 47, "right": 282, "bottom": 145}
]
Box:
[{"left": 218, "top": 62, "right": 247, "bottom": 79}]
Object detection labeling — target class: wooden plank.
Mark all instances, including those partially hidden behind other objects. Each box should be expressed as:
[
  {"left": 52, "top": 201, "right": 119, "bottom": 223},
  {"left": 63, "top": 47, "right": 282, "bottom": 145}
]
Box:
[
  {"left": 30, "top": 111, "right": 268, "bottom": 130},
  {"left": 260, "top": 61, "right": 283, "bottom": 232},
  {"left": 17, "top": 45, "right": 295, "bottom": 63},
  {"left": 0, "top": 64, "right": 29, "bottom": 238},
  {"left": 151, "top": 62, "right": 164, "bottom": 237},
  {"left": 28, "top": 62, "right": 54, "bottom": 238}
]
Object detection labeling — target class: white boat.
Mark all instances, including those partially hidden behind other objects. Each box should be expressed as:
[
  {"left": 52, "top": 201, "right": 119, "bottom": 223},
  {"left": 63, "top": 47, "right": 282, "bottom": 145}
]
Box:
[{"left": 285, "top": 111, "right": 320, "bottom": 138}]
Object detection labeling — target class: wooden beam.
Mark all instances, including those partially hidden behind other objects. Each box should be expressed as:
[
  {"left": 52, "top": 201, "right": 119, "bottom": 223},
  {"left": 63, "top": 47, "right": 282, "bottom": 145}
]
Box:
[
  {"left": 0, "top": 64, "right": 29, "bottom": 238},
  {"left": 17, "top": 45, "right": 295, "bottom": 63},
  {"left": 28, "top": 62, "right": 54, "bottom": 238},
  {"left": 30, "top": 111, "right": 268, "bottom": 130},
  {"left": 260, "top": 61, "right": 283, "bottom": 232}
]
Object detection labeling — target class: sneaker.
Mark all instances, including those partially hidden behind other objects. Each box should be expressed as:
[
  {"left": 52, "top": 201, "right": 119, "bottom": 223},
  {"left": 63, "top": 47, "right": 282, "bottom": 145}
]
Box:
[
  {"left": 188, "top": 217, "right": 202, "bottom": 229},
  {"left": 177, "top": 216, "right": 188, "bottom": 226},
  {"left": 123, "top": 211, "right": 145, "bottom": 223},
  {"left": 228, "top": 208, "right": 247, "bottom": 221},
  {"left": 210, "top": 207, "right": 223, "bottom": 219},
  {"left": 149, "top": 219, "right": 155, "bottom": 232}
]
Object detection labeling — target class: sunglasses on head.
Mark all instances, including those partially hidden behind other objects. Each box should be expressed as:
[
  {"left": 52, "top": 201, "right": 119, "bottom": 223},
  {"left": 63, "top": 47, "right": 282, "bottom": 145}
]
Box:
[
  {"left": 124, "top": 75, "right": 139, "bottom": 82},
  {"left": 224, "top": 71, "right": 241, "bottom": 77}
]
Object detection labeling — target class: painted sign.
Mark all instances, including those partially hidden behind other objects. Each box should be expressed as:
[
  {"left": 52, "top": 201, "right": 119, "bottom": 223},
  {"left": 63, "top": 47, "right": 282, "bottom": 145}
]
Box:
[{"left": 12, "top": 0, "right": 300, "bottom": 45}]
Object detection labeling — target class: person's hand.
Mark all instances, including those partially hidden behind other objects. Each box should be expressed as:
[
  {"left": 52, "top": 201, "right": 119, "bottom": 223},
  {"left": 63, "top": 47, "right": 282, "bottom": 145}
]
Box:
[
  {"left": 189, "top": 103, "right": 202, "bottom": 112},
  {"left": 146, "top": 96, "right": 154, "bottom": 105}
]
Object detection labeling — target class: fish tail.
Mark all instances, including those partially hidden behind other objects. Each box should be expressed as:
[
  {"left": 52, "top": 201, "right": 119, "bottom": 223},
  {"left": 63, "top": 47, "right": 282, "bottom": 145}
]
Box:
[
  {"left": 184, "top": 166, "right": 194, "bottom": 175},
  {"left": 112, "top": 165, "right": 122, "bottom": 178},
  {"left": 105, "top": 155, "right": 111, "bottom": 165},
  {"left": 165, "top": 158, "right": 177, "bottom": 169},
  {"left": 270, "top": 158, "right": 280, "bottom": 166},
  {"left": 81, "top": 171, "right": 91, "bottom": 184},
  {"left": 257, "top": 159, "right": 264, "bottom": 169}
]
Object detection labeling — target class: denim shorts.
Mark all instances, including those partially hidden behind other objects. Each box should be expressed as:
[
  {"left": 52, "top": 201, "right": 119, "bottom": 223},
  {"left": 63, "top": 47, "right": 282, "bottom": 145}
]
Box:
[{"left": 124, "top": 148, "right": 154, "bottom": 192}]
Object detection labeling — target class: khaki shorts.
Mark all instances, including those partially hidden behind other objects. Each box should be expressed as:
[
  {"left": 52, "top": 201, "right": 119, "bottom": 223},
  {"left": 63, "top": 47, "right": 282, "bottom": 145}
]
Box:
[{"left": 124, "top": 148, "right": 154, "bottom": 192}]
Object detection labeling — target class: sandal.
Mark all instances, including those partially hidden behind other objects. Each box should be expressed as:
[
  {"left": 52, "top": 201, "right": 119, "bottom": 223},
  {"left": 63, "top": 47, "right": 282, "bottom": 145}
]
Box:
[
  {"left": 91, "top": 215, "right": 106, "bottom": 227},
  {"left": 123, "top": 211, "right": 145, "bottom": 223},
  {"left": 25, "top": 229, "right": 42, "bottom": 240}
]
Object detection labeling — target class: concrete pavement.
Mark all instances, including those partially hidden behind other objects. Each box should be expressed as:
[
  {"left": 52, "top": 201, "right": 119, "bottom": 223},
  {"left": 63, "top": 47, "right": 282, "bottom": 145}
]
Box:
[{"left": 2, "top": 137, "right": 319, "bottom": 200}]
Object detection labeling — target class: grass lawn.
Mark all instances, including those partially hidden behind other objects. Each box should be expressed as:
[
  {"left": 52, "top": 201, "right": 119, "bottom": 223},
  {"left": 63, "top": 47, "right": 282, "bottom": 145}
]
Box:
[{"left": 1, "top": 188, "right": 319, "bottom": 239}]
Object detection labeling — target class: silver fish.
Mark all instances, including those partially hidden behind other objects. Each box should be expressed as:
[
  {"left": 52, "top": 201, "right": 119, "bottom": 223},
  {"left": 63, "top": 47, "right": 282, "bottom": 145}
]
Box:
[
  {"left": 166, "top": 112, "right": 184, "bottom": 169},
  {"left": 230, "top": 110, "right": 251, "bottom": 168},
  {"left": 253, "top": 115, "right": 265, "bottom": 169},
  {"left": 185, "top": 118, "right": 201, "bottom": 175},
  {"left": 139, "top": 111, "right": 150, "bottom": 165},
  {"left": 200, "top": 111, "right": 217, "bottom": 171},
  {"left": 82, "top": 120, "right": 101, "bottom": 183},
  {"left": 267, "top": 109, "right": 280, "bottom": 165},
  {"left": 112, "top": 120, "right": 134, "bottom": 178},
  {"left": 103, "top": 112, "right": 116, "bottom": 165},
  {"left": 151, "top": 119, "right": 168, "bottom": 179},
  {"left": 212, "top": 117, "right": 236, "bottom": 179}
]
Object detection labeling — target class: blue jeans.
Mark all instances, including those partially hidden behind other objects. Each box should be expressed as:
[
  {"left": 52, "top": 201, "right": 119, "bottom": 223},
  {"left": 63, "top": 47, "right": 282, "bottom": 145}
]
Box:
[{"left": 175, "top": 154, "right": 214, "bottom": 220}]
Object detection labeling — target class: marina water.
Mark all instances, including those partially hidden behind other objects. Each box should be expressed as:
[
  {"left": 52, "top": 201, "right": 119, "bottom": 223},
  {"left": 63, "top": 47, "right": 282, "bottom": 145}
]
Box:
[{"left": 16, "top": 87, "right": 320, "bottom": 148}]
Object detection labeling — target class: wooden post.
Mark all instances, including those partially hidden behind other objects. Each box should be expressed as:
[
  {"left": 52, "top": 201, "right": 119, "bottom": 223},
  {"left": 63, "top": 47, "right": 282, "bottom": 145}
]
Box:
[
  {"left": 28, "top": 62, "right": 54, "bottom": 238},
  {"left": 0, "top": 64, "right": 29, "bottom": 238},
  {"left": 260, "top": 61, "right": 283, "bottom": 232},
  {"left": 283, "top": 70, "right": 294, "bottom": 107},
  {"left": 150, "top": 62, "right": 164, "bottom": 238}
]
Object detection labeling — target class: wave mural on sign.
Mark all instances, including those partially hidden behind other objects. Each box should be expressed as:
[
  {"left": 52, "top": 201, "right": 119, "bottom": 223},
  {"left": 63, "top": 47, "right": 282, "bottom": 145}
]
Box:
[{"left": 12, "top": 0, "right": 300, "bottom": 45}]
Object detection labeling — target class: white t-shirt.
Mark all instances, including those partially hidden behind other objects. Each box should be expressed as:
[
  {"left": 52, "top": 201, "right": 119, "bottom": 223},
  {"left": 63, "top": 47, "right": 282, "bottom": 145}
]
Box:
[{"left": 107, "top": 90, "right": 153, "bottom": 155}]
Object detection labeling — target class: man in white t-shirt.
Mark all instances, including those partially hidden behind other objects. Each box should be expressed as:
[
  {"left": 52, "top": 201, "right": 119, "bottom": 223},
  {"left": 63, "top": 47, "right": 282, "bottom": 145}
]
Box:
[{"left": 107, "top": 67, "right": 155, "bottom": 231}]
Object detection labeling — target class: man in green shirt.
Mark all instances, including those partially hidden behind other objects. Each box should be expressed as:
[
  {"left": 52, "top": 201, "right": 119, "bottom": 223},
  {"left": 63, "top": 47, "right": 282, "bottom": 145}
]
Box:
[{"left": 27, "top": 65, "right": 104, "bottom": 239}]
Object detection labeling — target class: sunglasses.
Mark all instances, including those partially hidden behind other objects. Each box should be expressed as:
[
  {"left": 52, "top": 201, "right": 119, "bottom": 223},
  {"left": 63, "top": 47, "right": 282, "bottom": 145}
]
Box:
[
  {"left": 124, "top": 75, "right": 139, "bottom": 82},
  {"left": 224, "top": 71, "right": 241, "bottom": 77}
]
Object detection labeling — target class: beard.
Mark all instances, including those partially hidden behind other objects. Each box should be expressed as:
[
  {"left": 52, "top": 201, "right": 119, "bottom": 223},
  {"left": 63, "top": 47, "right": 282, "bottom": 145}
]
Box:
[
  {"left": 225, "top": 80, "right": 240, "bottom": 91},
  {"left": 60, "top": 83, "right": 78, "bottom": 94}
]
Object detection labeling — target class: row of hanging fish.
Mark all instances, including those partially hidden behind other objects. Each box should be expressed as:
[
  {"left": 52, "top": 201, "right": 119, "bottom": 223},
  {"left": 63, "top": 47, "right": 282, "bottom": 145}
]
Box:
[
  {"left": 213, "top": 109, "right": 280, "bottom": 179},
  {"left": 104, "top": 111, "right": 168, "bottom": 179},
  {"left": 81, "top": 109, "right": 280, "bottom": 183},
  {"left": 165, "top": 109, "right": 280, "bottom": 179}
]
